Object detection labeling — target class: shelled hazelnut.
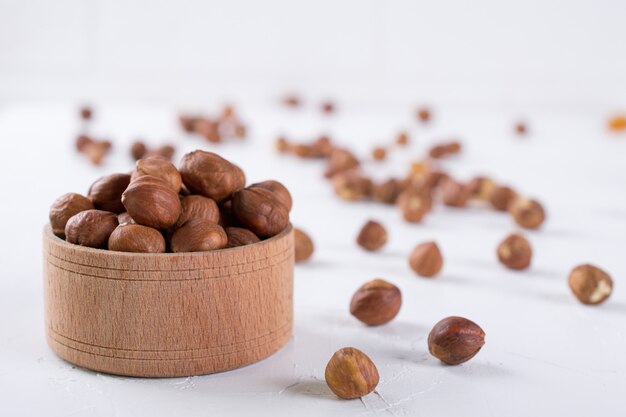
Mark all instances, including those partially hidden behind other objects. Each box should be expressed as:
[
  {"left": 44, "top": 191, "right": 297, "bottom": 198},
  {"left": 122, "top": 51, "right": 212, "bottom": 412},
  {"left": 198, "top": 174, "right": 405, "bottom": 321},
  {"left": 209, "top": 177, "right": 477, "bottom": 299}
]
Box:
[
  {"left": 49, "top": 193, "right": 95, "bottom": 238},
  {"left": 249, "top": 180, "right": 293, "bottom": 211},
  {"left": 371, "top": 147, "right": 387, "bottom": 161},
  {"left": 441, "top": 178, "right": 470, "bottom": 208},
  {"left": 108, "top": 223, "right": 166, "bottom": 253},
  {"left": 332, "top": 171, "right": 372, "bottom": 201},
  {"left": 65, "top": 210, "right": 119, "bottom": 249},
  {"left": 283, "top": 94, "right": 301, "bottom": 107},
  {"left": 132, "top": 156, "right": 182, "bottom": 193},
  {"left": 356, "top": 220, "right": 388, "bottom": 251},
  {"left": 350, "top": 279, "right": 401, "bottom": 326},
  {"left": 170, "top": 220, "right": 228, "bottom": 252},
  {"left": 88, "top": 173, "right": 131, "bottom": 214},
  {"left": 325, "top": 347, "right": 379, "bottom": 400},
  {"left": 231, "top": 187, "right": 290, "bottom": 237},
  {"left": 497, "top": 233, "right": 532, "bottom": 270},
  {"left": 395, "top": 131, "right": 409, "bottom": 146},
  {"left": 417, "top": 107, "right": 431, "bottom": 122},
  {"left": 325, "top": 149, "right": 360, "bottom": 178},
  {"left": 488, "top": 185, "right": 516, "bottom": 211},
  {"left": 428, "top": 316, "right": 485, "bottom": 365},
  {"left": 122, "top": 176, "right": 182, "bottom": 229},
  {"left": 515, "top": 122, "right": 527, "bottom": 135},
  {"left": 321, "top": 100, "right": 335, "bottom": 114},
  {"left": 76, "top": 135, "right": 112, "bottom": 165},
  {"left": 176, "top": 195, "right": 220, "bottom": 228},
  {"left": 568, "top": 264, "right": 613, "bottom": 305},
  {"left": 429, "top": 141, "right": 461, "bottom": 159},
  {"left": 118, "top": 212, "right": 135, "bottom": 224},
  {"left": 509, "top": 197, "right": 545, "bottom": 229},
  {"left": 398, "top": 187, "right": 432, "bottom": 222},
  {"left": 409, "top": 241, "right": 443, "bottom": 277},
  {"left": 131, "top": 141, "right": 176, "bottom": 161},
  {"left": 225, "top": 227, "right": 260, "bottom": 248},
  {"left": 372, "top": 178, "right": 404, "bottom": 204},
  {"left": 467, "top": 176, "right": 496, "bottom": 201},
  {"left": 79, "top": 105, "right": 93, "bottom": 120},
  {"left": 179, "top": 150, "right": 246, "bottom": 201},
  {"left": 294, "top": 228, "right": 314, "bottom": 263},
  {"left": 179, "top": 106, "right": 247, "bottom": 142}
]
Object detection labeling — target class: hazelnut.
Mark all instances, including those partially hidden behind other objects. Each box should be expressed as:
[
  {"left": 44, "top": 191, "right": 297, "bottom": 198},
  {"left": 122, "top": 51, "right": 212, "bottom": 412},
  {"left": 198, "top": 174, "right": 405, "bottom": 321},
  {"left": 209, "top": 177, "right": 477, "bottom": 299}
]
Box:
[
  {"left": 509, "top": 197, "right": 545, "bottom": 229},
  {"left": 294, "top": 228, "right": 314, "bottom": 262},
  {"left": 568, "top": 264, "right": 613, "bottom": 305},
  {"left": 608, "top": 115, "right": 626, "bottom": 132},
  {"left": 118, "top": 212, "right": 135, "bottom": 224},
  {"left": 179, "top": 150, "right": 246, "bottom": 201},
  {"left": 409, "top": 241, "right": 443, "bottom": 277},
  {"left": 397, "top": 187, "right": 432, "bottom": 222},
  {"left": 79, "top": 105, "right": 92, "bottom": 120},
  {"left": 179, "top": 115, "right": 199, "bottom": 133},
  {"left": 65, "top": 209, "right": 119, "bottom": 248},
  {"left": 325, "top": 347, "right": 379, "bottom": 400},
  {"left": 356, "top": 220, "right": 388, "bottom": 251},
  {"left": 195, "top": 118, "right": 221, "bottom": 143},
  {"left": 395, "top": 131, "right": 409, "bottom": 146},
  {"left": 324, "top": 149, "right": 360, "bottom": 178},
  {"left": 231, "top": 187, "right": 290, "bottom": 237},
  {"left": 153, "top": 144, "right": 176, "bottom": 160},
  {"left": 372, "top": 178, "right": 403, "bottom": 204},
  {"left": 108, "top": 223, "right": 166, "bottom": 253},
  {"left": 75, "top": 134, "right": 92, "bottom": 151},
  {"left": 515, "top": 122, "right": 527, "bottom": 135},
  {"left": 49, "top": 193, "right": 94, "bottom": 238},
  {"left": 497, "top": 233, "right": 532, "bottom": 270},
  {"left": 249, "top": 180, "right": 293, "bottom": 211},
  {"left": 224, "top": 227, "right": 260, "bottom": 248},
  {"left": 88, "top": 173, "right": 131, "bottom": 214},
  {"left": 275, "top": 137, "right": 290, "bottom": 153},
  {"left": 441, "top": 178, "right": 470, "bottom": 208},
  {"left": 350, "top": 279, "right": 401, "bottom": 326},
  {"left": 429, "top": 141, "right": 461, "bottom": 159},
  {"left": 371, "top": 147, "right": 387, "bottom": 161},
  {"left": 332, "top": 171, "right": 372, "bottom": 201},
  {"left": 488, "top": 186, "right": 516, "bottom": 211},
  {"left": 321, "top": 100, "right": 335, "bottom": 113},
  {"left": 82, "top": 140, "right": 112, "bottom": 165},
  {"left": 283, "top": 94, "right": 301, "bottom": 107},
  {"left": 428, "top": 316, "right": 485, "bottom": 365},
  {"left": 122, "top": 176, "right": 182, "bottom": 229},
  {"left": 417, "top": 107, "right": 431, "bottom": 122},
  {"left": 130, "top": 141, "right": 148, "bottom": 160},
  {"left": 170, "top": 220, "right": 227, "bottom": 252},
  {"left": 218, "top": 199, "right": 237, "bottom": 227},
  {"left": 467, "top": 176, "right": 496, "bottom": 201},
  {"left": 312, "top": 135, "right": 335, "bottom": 158},
  {"left": 132, "top": 156, "right": 182, "bottom": 193},
  {"left": 176, "top": 195, "right": 220, "bottom": 228}
]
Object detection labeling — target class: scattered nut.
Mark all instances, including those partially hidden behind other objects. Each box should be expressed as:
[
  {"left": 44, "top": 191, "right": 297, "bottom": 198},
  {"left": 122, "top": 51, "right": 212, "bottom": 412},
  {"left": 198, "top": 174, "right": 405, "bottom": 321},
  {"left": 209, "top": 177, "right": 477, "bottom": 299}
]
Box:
[
  {"left": 75, "top": 134, "right": 92, "bottom": 151},
  {"left": 417, "top": 107, "right": 431, "bottom": 122},
  {"left": 428, "top": 316, "right": 485, "bottom": 365},
  {"left": 130, "top": 141, "right": 148, "bottom": 160},
  {"left": 409, "top": 241, "right": 443, "bottom": 277},
  {"left": 332, "top": 171, "right": 372, "bottom": 201},
  {"left": 88, "top": 173, "right": 131, "bottom": 214},
  {"left": 608, "top": 115, "right": 626, "bottom": 132},
  {"left": 395, "top": 132, "right": 409, "bottom": 146},
  {"left": 372, "top": 178, "right": 404, "bottom": 204},
  {"left": 170, "top": 220, "right": 228, "bottom": 252},
  {"left": 231, "top": 187, "right": 290, "bottom": 237},
  {"left": 488, "top": 185, "right": 516, "bottom": 211},
  {"left": 356, "top": 220, "right": 388, "bottom": 251},
  {"left": 79, "top": 106, "right": 92, "bottom": 120},
  {"left": 224, "top": 227, "right": 260, "bottom": 248},
  {"left": 350, "top": 279, "right": 401, "bottom": 326},
  {"left": 49, "top": 193, "right": 95, "bottom": 238},
  {"left": 568, "top": 264, "right": 613, "bottom": 305},
  {"left": 294, "top": 228, "right": 314, "bottom": 263},
  {"left": 325, "top": 347, "right": 379, "bottom": 400},
  {"left": 108, "top": 223, "right": 166, "bottom": 253},
  {"left": 515, "top": 122, "right": 527, "bottom": 135},
  {"left": 176, "top": 195, "right": 220, "bottom": 228},
  {"left": 321, "top": 101, "right": 335, "bottom": 114},
  {"left": 372, "top": 147, "right": 387, "bottom": 161},
  {"left": 82, "top": 140, "right": 112, "bottom": 165},
  {"left": 65, "top": 209, "right": 119, "bottom": 248},
  {"left": 195, "top": 118, "right": 221, "bottom": 143},
  {"left": 179, "top": 115, "right": 199, "bottom": 133},
  {"left": 179, "top": 150, "right": 246, "bottom": 201},
  {"left": 429, "top": 141, "right": 461, "bottom": 159},
  {"left": 283, "top": 94, "right": 301, "bottom": 107},
  {"left": 398, "top": 187, "right": 432, "bottom": 222},
  {"left": 509, "top": 197, "right": 545, "bottom": 229},
  {"left": 467, "top": 176, "right": 496, "bottom": 201},
  {"left": 122, "top": 176, "right": 182, "bottom": 229},
  {"left": 249, "top": 180, "right": 293, "bottom": 211},
  {"left": 325, "top": 149, "right": 360, "bottom": 178},
  {"left": 497, "top": 233, "right": 532, "bottom": 270},
  {"left": 441, "top": 178, "right": 470, "bottom": 208},
  {"left": 132, "top": 156, "right": 182, "bottom": 193}
]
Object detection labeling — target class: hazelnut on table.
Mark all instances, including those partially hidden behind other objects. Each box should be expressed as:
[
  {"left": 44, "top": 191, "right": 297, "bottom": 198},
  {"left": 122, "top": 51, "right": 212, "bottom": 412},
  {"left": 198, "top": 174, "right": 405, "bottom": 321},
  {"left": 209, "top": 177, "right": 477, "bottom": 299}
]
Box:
[
  {"left": 356, "top": 220, "right": 388, "bottom": 251},
  {"left": 497, "top": 233, "right": 532, "bottom": 270},
  {"left": 409, "top": 241, "right": 443, "bottom": 277},
  {"left": 350, "top": 279, "right": 401, "bottom": 326},
  {"left": 294, "top": 228, "right": 314, "bottom": 263},
  {"left": 428, "top": 316, "right": 485, "bottom": 365},
  {"left": 325, "top": 347, "right": 379, "bottom": 400},
  {"left": 568, "top": 264, "right": 613, "bottom": 305}
]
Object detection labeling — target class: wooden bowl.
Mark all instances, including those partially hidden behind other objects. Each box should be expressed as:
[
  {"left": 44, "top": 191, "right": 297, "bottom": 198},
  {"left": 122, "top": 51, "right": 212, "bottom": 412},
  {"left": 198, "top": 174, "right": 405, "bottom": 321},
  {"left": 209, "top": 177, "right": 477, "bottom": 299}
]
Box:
[{"left": 42, "top": 224, "right": 294, "bottom": 377}]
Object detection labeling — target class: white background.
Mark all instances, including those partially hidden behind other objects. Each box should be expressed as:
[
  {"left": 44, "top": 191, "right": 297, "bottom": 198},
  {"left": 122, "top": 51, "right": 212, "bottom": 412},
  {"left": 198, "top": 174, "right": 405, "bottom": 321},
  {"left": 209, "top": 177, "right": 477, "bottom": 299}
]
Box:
[{"left": 1, "top": 1, "right": 626, "bottom": 416}]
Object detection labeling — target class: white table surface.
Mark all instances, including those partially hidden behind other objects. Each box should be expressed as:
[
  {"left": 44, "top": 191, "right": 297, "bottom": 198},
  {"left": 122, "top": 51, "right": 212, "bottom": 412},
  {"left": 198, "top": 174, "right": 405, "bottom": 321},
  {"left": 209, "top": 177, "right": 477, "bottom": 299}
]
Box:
[{"left": 1, "top": 101, "right": 625, "bottom": 416}]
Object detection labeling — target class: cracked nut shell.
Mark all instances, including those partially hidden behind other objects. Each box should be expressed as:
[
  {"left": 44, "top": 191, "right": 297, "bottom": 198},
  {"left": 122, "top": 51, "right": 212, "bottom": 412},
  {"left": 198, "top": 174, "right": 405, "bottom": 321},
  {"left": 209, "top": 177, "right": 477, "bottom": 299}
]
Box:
[
  {"left": 428, "top": 316, "right": 485, "bottom": 365},
  {"left": 350, "top": 279, "right": 401, "bottom": 326},
  {"left": 325, "top": 347, "right": 379, "bottom": 400},
  {"left": 122, "top": 176, "right": 182, "bottom": 229},
  {"left": 179, "top": 150, "right": 245, "bottom": 201},
  {"left": 568, "top": 264, "right": 613, "bottom": 305},
  {"left": 108, "top": 223, "right": 166, "bottom": 253},
  {"left": 65, "top": 209, "right": 119, "bottom": 248},
  {"left": 49, "top": 193, "right": 94, "bottom": 238}
]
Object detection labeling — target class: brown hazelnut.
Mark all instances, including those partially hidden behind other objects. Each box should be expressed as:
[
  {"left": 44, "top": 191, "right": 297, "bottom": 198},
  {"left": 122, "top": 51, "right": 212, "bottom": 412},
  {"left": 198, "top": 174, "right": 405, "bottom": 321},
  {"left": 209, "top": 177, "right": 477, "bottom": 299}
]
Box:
[
  {"left": 497, "top": 233, "right": 532, "bottom": 270},
  {"left": 176, "top": 195, "right": 220, "bottom": 228},
  {"left": 372, "top": 178, "right": 403, "bottom": 204},
  {"left": 195, "top": 118, "right": 221, "bottom": 143},
  {"left": 275, "top": 137, "right": 290, "bottom": 153},
  {"left": 417, "top": 107, "right": 431, "bottom": 122},
  {"left": 356, "top": 220, "right": 388, "bottom": 251},
  {"left": 79, "top": 105, "right": 92, "bottom": 120},
  {"left": 65, "top": 209, "right": 119, "bottom": 248},
  {"left": 467, "top": 176, "right": 496, "bottom": 201},
  {"left": 108, "top": 223, "right": 166, "bottom": 253},
  {"left": 428, "top": 316, "right": 485, "bottom": 365},
  {"left": 350, "top": 279, "right": 401, "bottom": 326},
  {"left": 179, "top": 150, "right": 246, "bottom": 201},
  {"left": 395, "top": 132, "right": 409, "bottom": 146},
  {"left": 409, "top": 241, "right": 443, "bottom": 277},
  {"left": 75, "top": 134, "right": 92, "bottom": 151},
  {"left": 82, "top": 140, "right": 112, "bottom": 165},
  {"left": 324, "top": 149, "right": 360, "bottom": 178},
  {"left": 608, "top": 115, "right": 626, "bottom": 132},
  {"left": 132, "top": 156, "right": 182, "bottom": 193},
  {"left": 321, "top": 100, "right": 335, "bottom": 113},
  {"left": 231, "top": 187, "right": 290, "bottom": 238},
  {"left": 429, "top": 141, "right": 461, "bottom": 159},
  {"left": 325, "top": 347, "right": 379, "bottom": 400},
  {"left": 283, "top": 94, "right": 301, "bottom": 107},
  {"left": 568, "top": 264, "right": 613, "bottom": 305},
  {"left": 224, "top": 227, "right": 260, "bottom": 248},
  {"left": 488, "top": 185, "right": 516, "bottom": 211},
  {"left": 118, "top": 212, "right": 135, "bottom": 224},
  {"left": 515, "top": 122, "right": 527, "bottom": 135},
  {"left": 153, "top": 144, "right": 176, "bottom": 160},
  {"left": 441, "top": 178, "right": 470, "bottom": 208},
  {"left": 372, "top": 147, "right": 387, "bottom": 161},
  {"left": 332, "top": 171, "right": 372, "bottom": 201},
  {"left": 179, "top": 115, "right": 199, "bottom": 133},
  {"left": 397, "top": 187, "right": 432, "bottom": 223},
  {"left": 249, "top": 180, "right": 293, "bottom": 211},
  {"left": 88, "top": 173, "right": 131, "bottom": 214},
  {"left": 170, "top": 220, "right": 227, "bottom": 252},
  {"left": 122, "top": 176, "right": 182, "bottom": 229},
  {"left": 509, "top": 197, "right": 545, "bottom": 229},
  {"left": 294, "top": 228, "right": 314, "bottom": 262},
  {"left": 130, "top": 141, "right": 147, "bottom": 160},
  {"left": 49, "top": 193, "right": 94, "bottom": 238}
]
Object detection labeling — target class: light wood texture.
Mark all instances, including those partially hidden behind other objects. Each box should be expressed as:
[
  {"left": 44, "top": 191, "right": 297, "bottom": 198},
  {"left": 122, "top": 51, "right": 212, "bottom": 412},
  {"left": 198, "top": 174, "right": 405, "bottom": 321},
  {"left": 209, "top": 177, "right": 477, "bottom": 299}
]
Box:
[{"left": 43, "top": 224, "right": 294, "bottom": 377}]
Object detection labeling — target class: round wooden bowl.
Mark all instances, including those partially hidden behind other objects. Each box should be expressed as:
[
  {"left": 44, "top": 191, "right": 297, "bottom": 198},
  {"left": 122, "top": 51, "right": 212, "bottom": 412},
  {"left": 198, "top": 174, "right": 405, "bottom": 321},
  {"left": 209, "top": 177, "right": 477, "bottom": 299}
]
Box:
[{"left": 42, "top": 224, "right": 294, "bottom": 378}]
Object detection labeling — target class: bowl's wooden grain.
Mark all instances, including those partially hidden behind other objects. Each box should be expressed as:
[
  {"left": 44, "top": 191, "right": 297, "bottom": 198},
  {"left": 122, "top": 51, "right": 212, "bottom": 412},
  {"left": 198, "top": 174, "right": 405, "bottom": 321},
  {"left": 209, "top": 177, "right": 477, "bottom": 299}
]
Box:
[{"left": 43, "top": 224, "right": 294, "bottom": 377}]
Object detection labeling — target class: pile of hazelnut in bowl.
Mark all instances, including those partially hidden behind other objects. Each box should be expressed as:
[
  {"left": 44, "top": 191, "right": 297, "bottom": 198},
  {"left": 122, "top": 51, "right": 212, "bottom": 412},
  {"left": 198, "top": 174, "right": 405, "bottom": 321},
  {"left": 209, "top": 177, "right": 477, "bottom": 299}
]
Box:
[{"left": 49, "top": 150, "right": 293, "bottom": 253}]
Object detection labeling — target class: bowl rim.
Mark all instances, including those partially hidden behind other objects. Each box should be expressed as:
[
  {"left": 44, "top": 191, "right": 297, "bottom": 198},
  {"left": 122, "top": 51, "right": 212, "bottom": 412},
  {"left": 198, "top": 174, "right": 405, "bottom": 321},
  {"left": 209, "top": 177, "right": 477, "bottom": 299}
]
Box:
[{"left": 43, "top": 223, "right": 293, "bottom": 259}]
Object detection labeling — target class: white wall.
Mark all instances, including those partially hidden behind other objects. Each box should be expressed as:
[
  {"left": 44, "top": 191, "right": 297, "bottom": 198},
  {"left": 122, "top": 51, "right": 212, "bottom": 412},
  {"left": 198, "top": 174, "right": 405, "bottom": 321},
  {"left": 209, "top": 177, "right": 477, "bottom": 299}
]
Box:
[{"left": 1, "top": 0, "right": 625, "bottom": 107}]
